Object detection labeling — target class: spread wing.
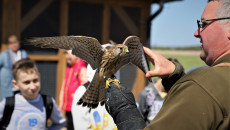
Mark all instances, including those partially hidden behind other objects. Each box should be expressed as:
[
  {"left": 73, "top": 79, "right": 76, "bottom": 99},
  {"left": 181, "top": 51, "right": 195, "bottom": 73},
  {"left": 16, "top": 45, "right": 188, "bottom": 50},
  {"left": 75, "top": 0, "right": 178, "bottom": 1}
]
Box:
[
  {"left": 26, "top": 36, "right": 104, "bottom": 69},
  {"left": 119, "top": 36, "right": 151, "bottom": 81}
]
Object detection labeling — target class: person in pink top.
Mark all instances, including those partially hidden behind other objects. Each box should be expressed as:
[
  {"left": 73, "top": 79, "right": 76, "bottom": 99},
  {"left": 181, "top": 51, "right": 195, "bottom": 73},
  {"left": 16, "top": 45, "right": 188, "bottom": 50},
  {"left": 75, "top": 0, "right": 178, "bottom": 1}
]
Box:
[{"left": 59, "top": 50, "right": 87, "bottom": 130}]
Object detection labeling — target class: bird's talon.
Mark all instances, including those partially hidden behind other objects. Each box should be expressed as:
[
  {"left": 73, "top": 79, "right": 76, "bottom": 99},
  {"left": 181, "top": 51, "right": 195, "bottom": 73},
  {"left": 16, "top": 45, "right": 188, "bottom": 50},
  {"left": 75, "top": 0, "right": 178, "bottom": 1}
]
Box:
[
  {"left": 114, "top": 79, "right": 120, "bottom": 83},
  {"left": 106, "top": 80, "right": 111, "bottom": 88},
  {"left": 105, "top": 78, "right": 120, "bottom": 88}
]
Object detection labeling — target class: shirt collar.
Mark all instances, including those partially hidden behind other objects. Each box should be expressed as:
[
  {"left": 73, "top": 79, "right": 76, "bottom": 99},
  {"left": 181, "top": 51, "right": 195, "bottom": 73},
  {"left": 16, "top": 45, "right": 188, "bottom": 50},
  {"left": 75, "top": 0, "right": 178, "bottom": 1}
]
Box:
[{"left": 211, "top": 53, "right": 230, "bottom": 67}]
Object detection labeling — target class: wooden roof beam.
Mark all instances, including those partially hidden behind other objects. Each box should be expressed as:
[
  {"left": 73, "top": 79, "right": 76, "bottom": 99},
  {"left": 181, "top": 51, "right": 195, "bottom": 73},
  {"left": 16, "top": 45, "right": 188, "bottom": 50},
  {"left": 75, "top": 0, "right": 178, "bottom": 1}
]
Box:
[
  {"left": 112, "top": 6, "right": 139, "bottom": 35},
  {"left": 1, "top": 0, "right": 21, "bottom": 52},
  {"left": 101, "top": 4, "right": 111, "bottom": 44},
  {"left": 21, "top": 0, "right": 53, "bottom": 32},
  {"left": 29, "top": 54, "right": 59, "bottom": 61},
  {"left": 1, "top": 0, "right": 21, "bottom": 43},
  {"left": 70, "top": 0, "right": 149, "bottom": 8}
]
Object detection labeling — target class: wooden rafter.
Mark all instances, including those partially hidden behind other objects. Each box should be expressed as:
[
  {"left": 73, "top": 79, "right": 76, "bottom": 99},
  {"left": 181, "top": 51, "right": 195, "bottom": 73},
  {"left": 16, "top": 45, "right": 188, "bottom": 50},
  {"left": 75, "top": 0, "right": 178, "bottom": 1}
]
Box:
[
  {"left": 132, "top": 4, "right": 151, "bottom": 100},
  {"left": 140, "top": 3, "right": 151, "bottom": 46},
  {"left": 101, "top": 4, "right": 111, "bottom": 44},
  {"left": 112, "top": 6, "right": 139, "bottom": 35},
  {"left": 29, "top": 55, "right": 59, "bottom": 61},
  {"left": 1, "top": 0, "right": 21, "bottom": 46},
  {"left": 21, "top": 0, "right": 53, "bottom": 32},
  {"left": 131, "top": 4, "right": 151, "bottom": 100},
  {"left": 70, "top": 0, "right": 149, "bottom": 8}
]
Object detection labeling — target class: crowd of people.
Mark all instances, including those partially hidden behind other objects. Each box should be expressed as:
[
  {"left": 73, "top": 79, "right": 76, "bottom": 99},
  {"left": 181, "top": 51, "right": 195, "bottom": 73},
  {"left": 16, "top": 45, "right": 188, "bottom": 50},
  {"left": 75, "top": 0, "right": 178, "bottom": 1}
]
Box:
[
  {"left": 1, "top": 0, "right": 230, "bottom": 129},
  {"left": 0, "top": 35, "right": 117, "bottom": 130}
]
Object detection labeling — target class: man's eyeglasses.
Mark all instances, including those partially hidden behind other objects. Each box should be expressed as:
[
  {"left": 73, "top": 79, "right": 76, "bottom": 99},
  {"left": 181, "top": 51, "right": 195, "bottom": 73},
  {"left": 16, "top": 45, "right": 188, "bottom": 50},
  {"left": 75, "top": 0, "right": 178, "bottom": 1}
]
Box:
[{"left": 197, "top": 17, "right": 230, "bottom": 35}]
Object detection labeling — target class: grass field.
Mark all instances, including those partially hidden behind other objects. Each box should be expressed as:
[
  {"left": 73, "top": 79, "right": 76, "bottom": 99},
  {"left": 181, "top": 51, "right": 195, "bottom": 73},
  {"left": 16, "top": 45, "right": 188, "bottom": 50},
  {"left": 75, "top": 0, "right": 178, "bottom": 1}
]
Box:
[
  {"left": 163, "top": 55, "right": 205, "bottom": 71},
  {"left": 149, "top": 49, "right": 206, "bottom": 72}
]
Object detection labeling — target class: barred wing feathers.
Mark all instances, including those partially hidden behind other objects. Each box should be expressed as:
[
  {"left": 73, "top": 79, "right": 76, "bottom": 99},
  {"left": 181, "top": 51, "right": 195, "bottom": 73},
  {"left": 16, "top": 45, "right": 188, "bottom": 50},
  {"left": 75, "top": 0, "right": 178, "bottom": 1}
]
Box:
[
  {"left": 119, "top": 36, "right": 151, "bottom": 81},
  {"left": 27, "top": 36, "right": 104, "bottom": 70}
]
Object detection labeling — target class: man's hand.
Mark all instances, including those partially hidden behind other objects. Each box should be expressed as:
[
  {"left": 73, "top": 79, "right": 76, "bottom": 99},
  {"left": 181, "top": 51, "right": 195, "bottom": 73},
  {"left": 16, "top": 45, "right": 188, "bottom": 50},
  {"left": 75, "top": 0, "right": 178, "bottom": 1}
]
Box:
[
  {"left": 105, "top": 82, "right": 146, "bottom": 130},
  {"left": 144, "top": 47, "right": 185, "bottom": 92},
  {"left": 143, "top": 47, "right": 176, "bottom": 78}
]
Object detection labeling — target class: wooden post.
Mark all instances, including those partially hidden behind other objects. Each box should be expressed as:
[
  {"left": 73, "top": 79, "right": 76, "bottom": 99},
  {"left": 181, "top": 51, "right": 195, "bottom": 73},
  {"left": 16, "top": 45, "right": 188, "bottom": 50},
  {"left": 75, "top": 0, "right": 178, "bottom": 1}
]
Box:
[
  {"left": 1, "top": 0, "right": 21, "bottom": 52},
  {"left": 56, "top": 0, "right": 68, "bottom": 106},
  {"left": 101, "top": 3, "right": 111, "bottom": 44},
  {"left": 132, "top": 4, "right": 151, "bottom": 100},
  {"left": 1, "top": 44, "right": 8, "bottom": 52},
  {"left": 140, "top": 3, "right": 150, "bottom": 46}
]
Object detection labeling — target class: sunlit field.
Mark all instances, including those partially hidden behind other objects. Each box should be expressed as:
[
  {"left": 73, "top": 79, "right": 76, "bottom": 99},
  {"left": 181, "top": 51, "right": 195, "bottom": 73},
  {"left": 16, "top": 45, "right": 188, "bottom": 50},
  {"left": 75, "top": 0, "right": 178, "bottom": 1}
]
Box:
[{"left": 149, "top": 49, "right": 206, "bottom": 74}]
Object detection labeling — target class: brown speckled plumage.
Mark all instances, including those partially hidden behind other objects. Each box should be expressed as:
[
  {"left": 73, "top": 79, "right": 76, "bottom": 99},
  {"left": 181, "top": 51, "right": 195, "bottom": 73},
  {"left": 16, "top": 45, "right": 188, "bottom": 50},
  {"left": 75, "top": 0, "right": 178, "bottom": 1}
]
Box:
[{"left": 26, "top": 35, "right": 150, "bottom": 108}]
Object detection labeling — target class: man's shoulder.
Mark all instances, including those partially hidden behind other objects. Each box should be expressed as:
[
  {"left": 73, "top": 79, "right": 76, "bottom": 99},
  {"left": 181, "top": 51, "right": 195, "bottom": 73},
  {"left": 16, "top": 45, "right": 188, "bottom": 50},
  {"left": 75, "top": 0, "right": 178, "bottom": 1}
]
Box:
[
  {"left": 182, "top": 66, "right": 209, "bottom": 81},
  {"left": 181, "top": 65, "right": 229, "bottom": 84},
  {"left": 173, "top": 66, "right": 230, "bottom": 101},
  {"left": 168, "top": 67, "right": 219, "bottom": 96}
]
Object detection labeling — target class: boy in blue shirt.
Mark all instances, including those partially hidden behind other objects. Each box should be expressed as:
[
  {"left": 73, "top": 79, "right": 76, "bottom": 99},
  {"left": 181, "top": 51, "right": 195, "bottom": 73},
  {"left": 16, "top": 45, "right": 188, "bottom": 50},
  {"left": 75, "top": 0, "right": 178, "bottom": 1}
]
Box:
[{"left": 0, "top": 58, "right": 66, "bottom": 130}]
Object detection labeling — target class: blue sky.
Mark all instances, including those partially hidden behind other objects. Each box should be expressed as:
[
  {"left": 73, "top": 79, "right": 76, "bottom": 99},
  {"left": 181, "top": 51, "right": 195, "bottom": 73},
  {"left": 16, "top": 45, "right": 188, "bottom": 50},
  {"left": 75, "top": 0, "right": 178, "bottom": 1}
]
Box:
[{"left": 150, "top": 0, "right": 207, "bottom": 48}]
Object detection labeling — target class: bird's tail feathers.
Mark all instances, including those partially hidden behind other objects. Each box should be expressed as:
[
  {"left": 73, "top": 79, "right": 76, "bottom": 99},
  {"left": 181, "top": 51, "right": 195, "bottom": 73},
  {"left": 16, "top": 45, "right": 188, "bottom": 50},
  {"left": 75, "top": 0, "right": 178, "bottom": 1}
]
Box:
[{"left": 77, "top": 72, "right": 106, "bottom": 108}]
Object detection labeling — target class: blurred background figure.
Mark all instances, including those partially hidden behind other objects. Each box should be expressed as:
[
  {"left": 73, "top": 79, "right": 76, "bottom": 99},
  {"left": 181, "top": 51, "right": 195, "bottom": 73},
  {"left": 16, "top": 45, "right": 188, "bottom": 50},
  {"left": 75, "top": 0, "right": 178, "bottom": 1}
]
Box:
[
  {"left": 137, "top": 58, "right": 184, "bottom": 124},
  {"left": 0, "top": 35, "right": 28, "bottom": 101},
  {"left": 59, "top": 50, "right": 87, "bottom": 130},
  {"left": 137, "top": 78, "right": 166, "bottom": 124},
  {"left": 72, "top": 64, "right": 117, "bottom": 130}
]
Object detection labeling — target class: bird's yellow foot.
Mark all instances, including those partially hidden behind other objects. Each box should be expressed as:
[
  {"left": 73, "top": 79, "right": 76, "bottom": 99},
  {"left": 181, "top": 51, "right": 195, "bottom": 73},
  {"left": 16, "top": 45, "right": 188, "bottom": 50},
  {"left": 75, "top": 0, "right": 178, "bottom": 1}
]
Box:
[{"left": 105, "top": 78, "right": 120, "bottom": 88}]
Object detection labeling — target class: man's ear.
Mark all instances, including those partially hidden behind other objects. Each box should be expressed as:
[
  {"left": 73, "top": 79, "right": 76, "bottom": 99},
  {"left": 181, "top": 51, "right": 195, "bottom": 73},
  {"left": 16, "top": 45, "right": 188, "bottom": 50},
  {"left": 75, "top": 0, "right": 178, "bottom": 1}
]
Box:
[
  {"left": 227, "top": 22, "right": 230, "bottom": 40},
  {"left": 228, "top": 35, "right": 230, "bottom": 40},
  {"left": 12, "top": 80, "right": 19, "bottom": 90}
]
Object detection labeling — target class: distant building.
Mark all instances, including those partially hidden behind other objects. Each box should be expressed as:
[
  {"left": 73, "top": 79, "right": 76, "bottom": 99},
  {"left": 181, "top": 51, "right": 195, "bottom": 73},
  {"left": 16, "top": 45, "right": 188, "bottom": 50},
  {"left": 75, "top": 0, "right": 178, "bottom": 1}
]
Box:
[{"left": 0, "top": 0, "right": 182, "bottom": 103}]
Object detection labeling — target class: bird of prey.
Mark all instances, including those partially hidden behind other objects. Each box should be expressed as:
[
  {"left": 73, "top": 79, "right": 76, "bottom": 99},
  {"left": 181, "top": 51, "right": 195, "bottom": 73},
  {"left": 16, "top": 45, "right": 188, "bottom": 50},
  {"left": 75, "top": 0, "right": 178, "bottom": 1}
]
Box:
[{"left": 26, "top": 35, "right": 151, "bottom": 108}]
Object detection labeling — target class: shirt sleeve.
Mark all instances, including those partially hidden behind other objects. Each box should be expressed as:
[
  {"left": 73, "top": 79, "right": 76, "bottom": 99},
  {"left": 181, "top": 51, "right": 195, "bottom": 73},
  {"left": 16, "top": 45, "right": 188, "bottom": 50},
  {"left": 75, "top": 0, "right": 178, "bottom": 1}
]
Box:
[
  {"left": 144, "top": 81, "right": 222, "bottom": 130},
  {"left": 48, "top": 98, "right": 66, "bottom": 130}
]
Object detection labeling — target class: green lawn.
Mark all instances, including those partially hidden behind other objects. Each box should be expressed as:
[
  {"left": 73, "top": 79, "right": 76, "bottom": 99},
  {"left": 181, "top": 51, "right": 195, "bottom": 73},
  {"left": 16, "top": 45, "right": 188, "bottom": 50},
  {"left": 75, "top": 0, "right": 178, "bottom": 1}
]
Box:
[
  {"left": 163, "top": 54, "right": 206, "bottom": 71},
  {"left": 149, "top": 54, "right": 206, "bottom": 73}
]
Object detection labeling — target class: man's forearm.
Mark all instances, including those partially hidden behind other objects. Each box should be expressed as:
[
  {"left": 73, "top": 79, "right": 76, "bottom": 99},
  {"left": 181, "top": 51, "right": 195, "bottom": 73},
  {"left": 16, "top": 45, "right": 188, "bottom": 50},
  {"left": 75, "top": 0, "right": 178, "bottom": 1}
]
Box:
[{"left": 162, "top": 61, "right": 185, "bottom": 92}]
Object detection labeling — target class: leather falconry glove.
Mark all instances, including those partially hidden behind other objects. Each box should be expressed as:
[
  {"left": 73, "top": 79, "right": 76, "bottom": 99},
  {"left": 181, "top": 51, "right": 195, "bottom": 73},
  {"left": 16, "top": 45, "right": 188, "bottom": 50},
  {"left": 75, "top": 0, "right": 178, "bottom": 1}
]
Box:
[{"left": 105, "top": 82, "right": 146, "bottom": 130}]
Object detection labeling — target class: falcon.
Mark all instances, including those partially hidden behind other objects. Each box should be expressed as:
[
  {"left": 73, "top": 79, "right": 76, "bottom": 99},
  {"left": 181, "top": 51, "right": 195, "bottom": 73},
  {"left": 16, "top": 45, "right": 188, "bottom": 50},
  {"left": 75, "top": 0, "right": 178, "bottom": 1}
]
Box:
[{"left": 26, "top": 36, "right": 151, "bottom": 108}]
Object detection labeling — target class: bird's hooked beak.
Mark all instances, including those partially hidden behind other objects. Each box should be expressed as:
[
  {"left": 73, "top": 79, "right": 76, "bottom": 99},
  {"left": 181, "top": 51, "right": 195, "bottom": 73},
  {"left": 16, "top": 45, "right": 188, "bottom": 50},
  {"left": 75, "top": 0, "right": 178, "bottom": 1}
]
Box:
[{"left": 123, "top": 48, "right": 129, "bottom": 53}]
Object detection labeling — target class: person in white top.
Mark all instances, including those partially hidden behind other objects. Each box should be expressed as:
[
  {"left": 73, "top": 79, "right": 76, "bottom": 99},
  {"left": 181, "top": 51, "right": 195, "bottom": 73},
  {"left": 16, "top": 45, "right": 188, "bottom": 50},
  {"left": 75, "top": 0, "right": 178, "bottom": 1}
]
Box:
[{"left": 72, "top": 64, "right": 117, "bottom": 130}]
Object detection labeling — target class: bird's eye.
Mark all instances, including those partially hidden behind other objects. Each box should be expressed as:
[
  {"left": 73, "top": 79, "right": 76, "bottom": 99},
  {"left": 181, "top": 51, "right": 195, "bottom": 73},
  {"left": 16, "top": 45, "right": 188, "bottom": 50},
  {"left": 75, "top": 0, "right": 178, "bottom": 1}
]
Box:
[{"left": 119, "top": 47, "right": 123, "bottom": 51}]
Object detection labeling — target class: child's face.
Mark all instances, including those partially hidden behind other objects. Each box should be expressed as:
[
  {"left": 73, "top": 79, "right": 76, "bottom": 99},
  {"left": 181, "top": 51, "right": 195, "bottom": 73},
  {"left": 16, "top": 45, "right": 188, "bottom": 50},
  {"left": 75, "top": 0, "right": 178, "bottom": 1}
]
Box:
[
  {"left": 65, "top": 50, "right": 79, "bottom": 66},
  {"left": 12, "top": 69, "right": 41, "bottom": 100}
]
